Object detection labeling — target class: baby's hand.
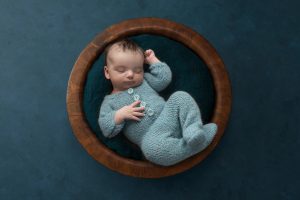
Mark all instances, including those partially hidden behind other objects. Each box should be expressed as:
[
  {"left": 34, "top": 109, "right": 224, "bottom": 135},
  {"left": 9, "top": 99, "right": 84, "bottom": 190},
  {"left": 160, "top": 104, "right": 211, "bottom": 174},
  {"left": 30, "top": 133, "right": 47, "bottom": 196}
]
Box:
[
  {"left": 114, "top": 101, "right": 145, "bottom": 124},
  {"left": 144, "top": 49, "right": 161, "bottom": 65}
]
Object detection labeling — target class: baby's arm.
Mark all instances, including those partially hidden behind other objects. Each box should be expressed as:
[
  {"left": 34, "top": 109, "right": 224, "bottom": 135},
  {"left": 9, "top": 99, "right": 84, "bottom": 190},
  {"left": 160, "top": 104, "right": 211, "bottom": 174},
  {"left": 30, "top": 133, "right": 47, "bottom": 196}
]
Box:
[
  {"left": 98, "top": 100, "right": 145, "bottom": 138},
  {"left": 98, "top": 101, "right": 125, "bottom": 138},
  {"left": 144, "top": 49, "right": 172, "bottom": 92}
]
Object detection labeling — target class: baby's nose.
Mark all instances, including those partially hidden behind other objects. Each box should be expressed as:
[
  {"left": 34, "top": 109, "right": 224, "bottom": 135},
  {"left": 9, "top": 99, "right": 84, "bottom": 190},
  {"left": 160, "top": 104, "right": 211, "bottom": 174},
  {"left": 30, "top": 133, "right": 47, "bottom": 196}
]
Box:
[{"left": 126, "top": 70, "right": 134, "bottom": 78}]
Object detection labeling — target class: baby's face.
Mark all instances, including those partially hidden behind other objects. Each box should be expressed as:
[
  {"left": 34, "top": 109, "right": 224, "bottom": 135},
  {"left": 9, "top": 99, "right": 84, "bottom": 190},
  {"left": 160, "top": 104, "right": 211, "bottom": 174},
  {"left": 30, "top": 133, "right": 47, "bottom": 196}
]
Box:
[{"left": 104, "top": 45, "right": 144, "bottom": 93}]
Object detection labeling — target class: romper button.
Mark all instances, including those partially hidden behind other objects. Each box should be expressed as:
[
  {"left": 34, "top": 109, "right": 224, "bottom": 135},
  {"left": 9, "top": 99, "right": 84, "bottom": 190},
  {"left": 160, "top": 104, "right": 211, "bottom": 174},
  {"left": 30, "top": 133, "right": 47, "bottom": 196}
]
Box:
[
  {"left": 133, "top": 94, "right": 140, "bottom": 101},
  {"left": 140, "top": 101, "right": 146, "bottom": 107},
  {"left": 127, "top": 88, "right": 133, "bottom": 94},
  {"left": 147, "top": 108, "right": 154, "bottom": 116}
]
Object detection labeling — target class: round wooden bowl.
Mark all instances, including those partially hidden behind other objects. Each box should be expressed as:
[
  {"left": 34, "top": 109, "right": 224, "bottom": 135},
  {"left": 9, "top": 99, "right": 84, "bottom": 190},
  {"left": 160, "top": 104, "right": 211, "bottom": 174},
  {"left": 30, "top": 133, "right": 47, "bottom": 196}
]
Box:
[{"left": 66, "top": 17, "right": 232, "bottom": 178}]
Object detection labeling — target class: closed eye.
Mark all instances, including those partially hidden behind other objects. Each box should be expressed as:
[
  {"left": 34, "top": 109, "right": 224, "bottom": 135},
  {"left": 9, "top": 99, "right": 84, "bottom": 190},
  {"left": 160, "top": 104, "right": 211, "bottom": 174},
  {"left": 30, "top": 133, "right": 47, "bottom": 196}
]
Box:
[
  {"left": 115, "top": 66, "right": 125, "bottom": 72},
  {"left": 133, "top": 67, "right": 143, "bottom": 73}
]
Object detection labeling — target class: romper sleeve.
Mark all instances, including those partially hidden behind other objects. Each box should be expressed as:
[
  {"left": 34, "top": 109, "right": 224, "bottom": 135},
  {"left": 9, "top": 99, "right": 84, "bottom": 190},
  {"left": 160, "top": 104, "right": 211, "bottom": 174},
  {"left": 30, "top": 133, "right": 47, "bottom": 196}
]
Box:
[
  {"left": 144, "top": 62, "right": 172, "bottom": 92},
  {"left": 98, "top": 99, "right": 125, "bottom": 138}
]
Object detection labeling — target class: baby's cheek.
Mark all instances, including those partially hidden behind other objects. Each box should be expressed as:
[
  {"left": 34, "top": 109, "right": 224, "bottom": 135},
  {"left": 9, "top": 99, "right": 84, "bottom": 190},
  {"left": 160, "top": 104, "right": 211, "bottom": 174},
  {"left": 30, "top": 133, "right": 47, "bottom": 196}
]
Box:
[
  {"left": 139, "top": 74, "right": 144, "bottom": 80},
  {"left": 135, "top": 75, "right": 144, "bottom": 85}
]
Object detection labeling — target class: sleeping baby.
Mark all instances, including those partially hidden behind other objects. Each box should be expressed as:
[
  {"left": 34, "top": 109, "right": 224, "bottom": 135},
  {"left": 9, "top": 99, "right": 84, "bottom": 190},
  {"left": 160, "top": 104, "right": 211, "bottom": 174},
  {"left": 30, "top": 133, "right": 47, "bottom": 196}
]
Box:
[{"left": 98, "top": 38, "right": 218, "bottom": 166}]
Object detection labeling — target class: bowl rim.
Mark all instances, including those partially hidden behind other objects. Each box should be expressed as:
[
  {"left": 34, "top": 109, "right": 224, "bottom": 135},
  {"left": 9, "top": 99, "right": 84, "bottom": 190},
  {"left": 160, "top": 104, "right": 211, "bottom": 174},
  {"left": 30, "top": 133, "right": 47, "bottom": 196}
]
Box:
[{"left": 66, "top": 17, "right": 232, "bottom": 178}]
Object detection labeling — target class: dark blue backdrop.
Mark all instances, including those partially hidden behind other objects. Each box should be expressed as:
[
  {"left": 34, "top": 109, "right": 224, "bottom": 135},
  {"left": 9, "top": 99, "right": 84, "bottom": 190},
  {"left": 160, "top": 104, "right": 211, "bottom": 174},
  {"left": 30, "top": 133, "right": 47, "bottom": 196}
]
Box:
[{"left": 1, "top": 0, "right": 299, "bottom": 199}]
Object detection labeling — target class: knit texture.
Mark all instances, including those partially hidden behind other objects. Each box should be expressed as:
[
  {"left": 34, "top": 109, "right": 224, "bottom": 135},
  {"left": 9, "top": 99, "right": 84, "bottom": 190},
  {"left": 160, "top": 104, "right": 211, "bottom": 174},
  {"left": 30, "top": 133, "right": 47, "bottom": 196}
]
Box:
[{"left": 98, "top": 62, "right": 218, "bottom": 166}]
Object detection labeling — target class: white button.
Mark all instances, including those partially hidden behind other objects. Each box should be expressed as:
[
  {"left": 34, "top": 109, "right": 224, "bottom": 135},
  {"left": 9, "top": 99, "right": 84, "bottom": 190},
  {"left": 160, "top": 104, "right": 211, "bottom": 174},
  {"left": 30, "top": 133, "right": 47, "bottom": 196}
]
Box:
[
  {"left": 133, "top": 94, "right": 140, "bottom": 101},
  {"left": 127, "top": 88, "right": 133, "bottom": 94},
  {"left": 147, "top": 108, "right": 154, "bottom": 116},
  {"left": 140, "top": 101, "right": 147, "bottom": 107}
]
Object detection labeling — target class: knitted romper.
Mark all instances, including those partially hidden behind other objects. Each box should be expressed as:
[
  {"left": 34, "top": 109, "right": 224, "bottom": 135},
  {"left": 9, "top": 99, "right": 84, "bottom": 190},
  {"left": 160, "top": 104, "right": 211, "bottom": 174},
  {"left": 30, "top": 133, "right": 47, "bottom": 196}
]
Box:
[{"left": 98, "top": 62, "right": 218, "bottom": 166}]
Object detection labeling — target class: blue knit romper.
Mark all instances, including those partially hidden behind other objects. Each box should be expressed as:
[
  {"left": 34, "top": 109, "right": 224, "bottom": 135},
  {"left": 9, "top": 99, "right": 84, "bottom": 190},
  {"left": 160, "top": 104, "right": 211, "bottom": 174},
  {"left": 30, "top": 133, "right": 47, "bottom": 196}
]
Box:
[{"left": 98, "top": 62, "right": 218, "bottom": 166}]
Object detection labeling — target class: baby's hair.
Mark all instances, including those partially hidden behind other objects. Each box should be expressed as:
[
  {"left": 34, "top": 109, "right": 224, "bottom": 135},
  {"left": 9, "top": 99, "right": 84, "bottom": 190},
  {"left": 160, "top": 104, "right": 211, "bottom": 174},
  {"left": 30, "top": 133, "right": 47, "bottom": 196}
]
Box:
[{"left": 104, "top": 38, "right": 144, "bottom": 66}]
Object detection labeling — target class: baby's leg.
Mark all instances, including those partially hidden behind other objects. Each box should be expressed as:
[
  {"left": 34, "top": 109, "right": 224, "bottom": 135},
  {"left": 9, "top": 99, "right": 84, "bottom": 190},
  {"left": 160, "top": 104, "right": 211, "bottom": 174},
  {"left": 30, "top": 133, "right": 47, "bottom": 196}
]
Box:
[
  {"left": 141, "top": 133, "right": 199, "bottom": 166},
  {"left": 165, "top": 91, "right": 216, "bottom": 147},
  {"left": 140, "top": 91, "right": 217, "bottom": 166}
]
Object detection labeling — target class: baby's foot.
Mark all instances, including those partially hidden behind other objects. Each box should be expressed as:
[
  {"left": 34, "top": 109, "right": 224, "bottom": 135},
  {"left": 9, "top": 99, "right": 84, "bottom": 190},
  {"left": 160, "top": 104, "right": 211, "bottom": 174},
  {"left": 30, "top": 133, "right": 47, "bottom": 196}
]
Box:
[
  {"left": 183, "top": 124, "right": 206, "bottom": 147},
  {"left": 186, "top": 133, "right": 206, "bottom": 148},
  {"left": 203, "top": 123, "right": 218, "bottom": 145}
]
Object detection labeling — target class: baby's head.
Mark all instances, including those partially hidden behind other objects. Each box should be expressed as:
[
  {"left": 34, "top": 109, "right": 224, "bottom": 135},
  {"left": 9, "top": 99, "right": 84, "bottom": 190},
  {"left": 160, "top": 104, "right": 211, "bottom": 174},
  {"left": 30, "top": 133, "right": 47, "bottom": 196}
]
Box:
[{"left": 104, "top": 39, "right": 145, "bottom": 93}]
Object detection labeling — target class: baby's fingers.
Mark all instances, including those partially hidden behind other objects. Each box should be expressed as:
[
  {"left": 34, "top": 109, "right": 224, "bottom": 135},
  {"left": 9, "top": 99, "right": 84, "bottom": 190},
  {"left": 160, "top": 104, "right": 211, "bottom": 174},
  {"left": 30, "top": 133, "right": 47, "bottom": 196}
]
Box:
[
  {"left": 133, "top": 112, "right": 145, "bottom": 117},
  {"left": 133, "top": 106, "right": 145, "bottom": 112},
  {"left": 130, "top": 100, "right": 141, "bottom": 107},
  {"left": 129, "top": 115, "right": 142, "bottom": 121},
  {"left": 144, "top": 49, "right": 153, "bottom": 56}
]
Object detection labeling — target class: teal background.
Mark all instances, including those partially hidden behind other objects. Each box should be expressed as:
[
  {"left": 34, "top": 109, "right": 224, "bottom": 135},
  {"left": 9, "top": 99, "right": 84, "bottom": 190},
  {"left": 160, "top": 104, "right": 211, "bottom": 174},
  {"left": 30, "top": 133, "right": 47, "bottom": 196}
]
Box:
[{"left": 0, "top": 0, "right": 299, "bottom": 199}]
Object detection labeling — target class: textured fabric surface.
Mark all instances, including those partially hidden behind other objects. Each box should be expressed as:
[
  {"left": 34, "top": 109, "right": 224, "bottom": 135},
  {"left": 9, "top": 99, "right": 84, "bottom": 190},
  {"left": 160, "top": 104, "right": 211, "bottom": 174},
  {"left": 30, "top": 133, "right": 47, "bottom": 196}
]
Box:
[
  {"left": 99, "top": 62, "right": 217, "bottom": 166},
  {"left": 83, "top": 35, "right": 216, "bottom": 160}
]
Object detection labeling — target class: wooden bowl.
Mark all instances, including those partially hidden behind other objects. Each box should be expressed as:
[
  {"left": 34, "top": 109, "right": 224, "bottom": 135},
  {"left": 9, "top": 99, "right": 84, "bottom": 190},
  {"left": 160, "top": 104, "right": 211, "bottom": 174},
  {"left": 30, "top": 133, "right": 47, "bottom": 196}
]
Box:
[{"left": 66, "top": 17, "right": 232, "bottom": 178}]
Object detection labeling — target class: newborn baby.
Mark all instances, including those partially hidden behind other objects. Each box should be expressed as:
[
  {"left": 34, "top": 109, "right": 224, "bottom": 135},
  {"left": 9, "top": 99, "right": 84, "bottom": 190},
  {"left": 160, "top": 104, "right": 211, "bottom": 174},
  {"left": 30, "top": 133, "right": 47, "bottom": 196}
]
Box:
[{"left": 98, "top": 39, "right": 218, "bottom": 166}]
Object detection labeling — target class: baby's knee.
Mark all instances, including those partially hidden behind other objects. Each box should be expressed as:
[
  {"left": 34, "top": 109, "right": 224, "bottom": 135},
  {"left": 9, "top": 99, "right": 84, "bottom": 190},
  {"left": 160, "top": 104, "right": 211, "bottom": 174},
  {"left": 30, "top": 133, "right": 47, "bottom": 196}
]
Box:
[{"left": 170, "top": 91, "right": 193, "bottom": 102}]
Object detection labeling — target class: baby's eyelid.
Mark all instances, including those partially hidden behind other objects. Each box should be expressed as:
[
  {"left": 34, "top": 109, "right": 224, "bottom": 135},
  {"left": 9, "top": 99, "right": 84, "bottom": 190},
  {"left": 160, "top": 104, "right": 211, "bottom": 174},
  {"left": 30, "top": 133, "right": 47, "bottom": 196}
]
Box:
[
  {"left": 115, "top": 68, "right": 125, "bottom": 72},
  {"left": 115, "top": 67, "right": 142, "bottom": 73},
  {"left": 134, "top": 67, "right": 143, "bottom": 71}
]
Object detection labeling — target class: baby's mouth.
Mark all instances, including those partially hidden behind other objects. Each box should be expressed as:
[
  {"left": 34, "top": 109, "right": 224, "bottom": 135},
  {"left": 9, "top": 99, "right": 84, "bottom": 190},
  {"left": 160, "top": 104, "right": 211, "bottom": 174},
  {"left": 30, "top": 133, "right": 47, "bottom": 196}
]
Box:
[{"left": 125, "top": 81, "right": 135, "bottom": 85}]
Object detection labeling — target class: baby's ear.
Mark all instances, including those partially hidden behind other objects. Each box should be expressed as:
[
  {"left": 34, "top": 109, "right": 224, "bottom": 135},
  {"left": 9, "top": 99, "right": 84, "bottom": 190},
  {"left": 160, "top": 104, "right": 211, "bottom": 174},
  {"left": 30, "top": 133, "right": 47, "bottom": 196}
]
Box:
[{"left": 104, "top": 66, "right": 110, "bottom": 80}]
